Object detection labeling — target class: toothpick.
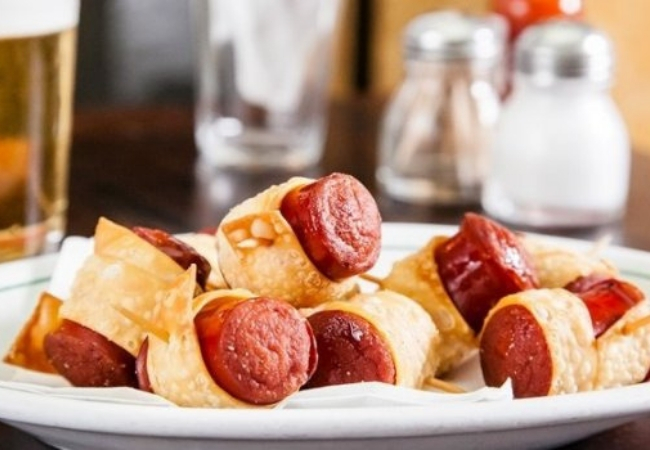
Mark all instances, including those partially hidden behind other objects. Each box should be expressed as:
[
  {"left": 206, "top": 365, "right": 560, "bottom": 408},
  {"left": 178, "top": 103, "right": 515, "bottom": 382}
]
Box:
[
  {"left": 112, "top": 305, "right": 170, "bottom": 343},
  {"left": 359, "top": 273, "right": 384, "bottom": 288},
  {"left": 423, "top": 376, "right": 467, "bottom": 394},
  {"left": 623, "top": 315, "right": 650, "bottom": 336},
  {"left": 587, "top": 234, "right": 612, "bottom": 258}
]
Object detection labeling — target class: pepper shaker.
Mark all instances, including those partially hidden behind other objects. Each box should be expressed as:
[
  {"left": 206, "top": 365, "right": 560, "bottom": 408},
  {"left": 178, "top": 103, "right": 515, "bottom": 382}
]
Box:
[
  {"left": 482, "top": 20, "right": 630, "bottom": 227},
  {"left": 376, "top": 11, "right": 504, "bottom": 205}
]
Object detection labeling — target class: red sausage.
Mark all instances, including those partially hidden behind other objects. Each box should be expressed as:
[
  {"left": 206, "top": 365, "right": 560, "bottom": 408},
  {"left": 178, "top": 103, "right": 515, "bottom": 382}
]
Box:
[
  {"left": 435, "top": 213, "right": 539, "bottom": 333},
  {"left": 280, "top": 173, "right": 382, "bottom": 280},
  {"left": 304, "top": 310, "right": 396, "bottom": 389},
  {"left": 194, "top": 296, "right": 317, "bottom": 405},
  {"left": 135, "top": 338, "right": 152, "bottom": 393},
  {"left": 132, "top": 227, "right": 211, "bottom": 289},
  {"left": 566, "top": 277, "right": 644, "bottom": 337},
  {"left": 479, "top": 304, "right": 553, "bottom": 398},
  {"left": 43, "top": 320, "right": 137, "bottom": 388},
  {"left": 563, "top": 274, "right": 611, "bottom": 293}
]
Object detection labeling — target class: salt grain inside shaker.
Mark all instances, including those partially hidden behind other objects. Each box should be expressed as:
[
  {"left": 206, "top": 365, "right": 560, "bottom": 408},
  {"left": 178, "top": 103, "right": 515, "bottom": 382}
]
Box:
[
  {"left": 377, "top": 11, "right": 504, "bottom": 205},
  {"left": 482, "top": 19, "right": 630, "bottom": 227}
]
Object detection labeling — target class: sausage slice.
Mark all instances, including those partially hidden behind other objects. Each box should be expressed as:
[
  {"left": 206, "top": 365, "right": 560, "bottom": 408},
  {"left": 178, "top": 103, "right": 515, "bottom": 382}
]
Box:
[
  {"left": 43, "top": 319, "right": 137, "bottom": 388},
  {"left": 133, "top": 226, "right": 211, "bottom": 289},
  {"left": 305, "top": 310, "right": 396, "bottom": 388},
  {"left": 480, "top": 305, "right": 552, "bottom": 398},
  {"left": 565, "top": 277, "right": 644, "bottom": 337},
  {"left": 280, "top": 173, "right": 381, "bottom": 280},
  {"left": 480, "top": 289, "right": 597, "bottom": 398},
  {"left": 194, "top": 296, "right": 317, "bottom": 405},
  {"left": 435, "top": 213, "right": 538, "bottom": 333}
]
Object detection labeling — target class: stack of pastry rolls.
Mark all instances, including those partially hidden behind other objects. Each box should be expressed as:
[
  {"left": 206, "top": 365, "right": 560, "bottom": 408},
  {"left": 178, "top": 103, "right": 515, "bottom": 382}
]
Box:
[
  {"left": 380, "top": 213, "right": 650, "bottom": 398},
  {"left": 42, "top": 218, "right": 211, "bottom": 388},
  {"left": 9, "top": 172, "right": 441, "bottom": 408},
  {"left": 382, "top": 213, "right": 539, "bottom": 375},
  {"left": 481, "top": 274, "right": 650, "bottom": 398},
  {"left": 5, "top": 174, "right": 648, "bottom": 406},
  {"left": 214, "top": 173, "right": 441, "bottom": 392},
  {"left": 30, "top": 216, "right": 319, "bottom": 408}
]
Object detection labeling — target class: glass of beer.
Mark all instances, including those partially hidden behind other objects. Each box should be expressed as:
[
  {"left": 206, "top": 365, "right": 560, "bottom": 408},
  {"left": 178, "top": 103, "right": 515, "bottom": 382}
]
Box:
[{"left": 0, "top": 0, "right": 79, "bottom": 262}]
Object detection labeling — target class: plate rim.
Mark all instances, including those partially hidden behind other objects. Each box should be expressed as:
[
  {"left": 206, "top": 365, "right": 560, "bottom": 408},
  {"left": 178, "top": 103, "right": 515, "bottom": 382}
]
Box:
[{"left": 2, "top": 381, "right": 650, "bottom": 439}]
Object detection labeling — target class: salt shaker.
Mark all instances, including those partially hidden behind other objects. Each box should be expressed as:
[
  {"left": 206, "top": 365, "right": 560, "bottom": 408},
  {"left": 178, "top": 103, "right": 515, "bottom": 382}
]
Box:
[
  {"left": 482, "top": 20, "right": 630, "bottom": 227},
  {"left": 376, "top": 11, "right": 504, "bottom": 205}
]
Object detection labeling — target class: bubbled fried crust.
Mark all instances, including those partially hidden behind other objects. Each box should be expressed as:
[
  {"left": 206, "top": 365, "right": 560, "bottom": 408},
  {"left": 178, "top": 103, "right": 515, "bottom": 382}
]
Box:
[
  {"left": 216, "top": 178, "right": 358, "bottom": 308},
  {"left": 177, "top": 233, "right": 227, "bottom": 290},
  {"left": 482, "top": 289, "right": 597, "bottom": 396},
  {"left": 3, "top": 292, "right": 62, "bottom": 373},
  {"left": 309, "top": 291, "right": 440, "bottom": 389},
  {"left": 60, "top": 218, "right": 186, "bottom": 356},
  {"left": 521, "top": 236, "right": 617, "bottom": 289},
  {"left": 382, "top": 237, "right": 476, "bottom": 375},
  {"left": 595, "top": 299, "right": 650, "bottom": 389},
  {"left": 146, "top": 270, "right": 262, "bottom": 408}
]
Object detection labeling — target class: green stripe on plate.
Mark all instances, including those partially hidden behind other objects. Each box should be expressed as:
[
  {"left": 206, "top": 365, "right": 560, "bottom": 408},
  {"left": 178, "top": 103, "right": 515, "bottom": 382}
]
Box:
[
  {"left": 0, "top": 276, "right": 51, "bottom": 294},
  {"left": 621, "top": 270, "right": 650, "bottom": 281}
]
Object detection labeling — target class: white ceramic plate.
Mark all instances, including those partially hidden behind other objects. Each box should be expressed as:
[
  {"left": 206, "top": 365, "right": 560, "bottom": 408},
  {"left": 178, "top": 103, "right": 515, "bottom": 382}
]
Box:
[{"left": 2, "top": 223, "right": 650, "bottom": 450}]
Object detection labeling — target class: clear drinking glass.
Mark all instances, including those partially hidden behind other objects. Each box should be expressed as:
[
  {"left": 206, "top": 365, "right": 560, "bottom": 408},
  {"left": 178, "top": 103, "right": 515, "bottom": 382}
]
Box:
[
  {"left": 0, "top": 0, "right": 79, "bottom": 261},
  {"left": 193, "top": 0, "right": 341, "bottom": 171}
]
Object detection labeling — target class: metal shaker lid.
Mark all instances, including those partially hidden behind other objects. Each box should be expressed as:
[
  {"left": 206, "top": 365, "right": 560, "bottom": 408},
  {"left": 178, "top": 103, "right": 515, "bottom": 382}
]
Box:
[
  {"left": 404, "top": 10, "right": 504, "bottom": 62},
  {"left": 515, "top": 19, "right": 614, "bottom": 83}
]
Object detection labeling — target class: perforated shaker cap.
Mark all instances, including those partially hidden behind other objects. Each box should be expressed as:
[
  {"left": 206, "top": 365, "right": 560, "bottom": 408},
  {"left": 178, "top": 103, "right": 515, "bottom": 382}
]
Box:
[
  {"left": 515, "top": 19, "right": 614, "bottom": 84},
  {"left": 404, "top": 10, "right": 504, "bottom": 62}
]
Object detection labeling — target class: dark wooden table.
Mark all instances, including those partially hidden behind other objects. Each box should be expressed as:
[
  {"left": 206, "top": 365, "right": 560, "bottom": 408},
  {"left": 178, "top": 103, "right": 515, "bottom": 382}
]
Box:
[{"left": 2, "top": 97, "right": 650, "bottom": 449}]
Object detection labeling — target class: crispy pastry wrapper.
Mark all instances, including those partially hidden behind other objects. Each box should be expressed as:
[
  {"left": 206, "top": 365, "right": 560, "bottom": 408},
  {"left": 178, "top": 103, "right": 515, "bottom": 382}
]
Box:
[
  {"left": 483, "top": 289, "right": 598, "bottom": 395},
  {"left": 177, "top": 232, "right": 227, "bottom": 290},
  {"left": 216, "top": 177, "right": 358, "bottom": 308},
  {"left": 145, "top": 269, "right": 266, "bottom": 408},
  {"left": 1, "top": 235, "right": 513, "bottom": 407},
  {"left": 59, "top": 217, "right": 186, "bottom": 356},
  {"left": 381, "top": 237, "right": 476, "bottom": 375},
  {"left": 2, "top": 292, "right": 62, "bottom": 374},
  {"left": 521, "top": 236, "right": 617, "bottom": 288},
  {"left": 595, "top": 298, "right": 650, "bottom": 389},
  {"left": 307, "top": 290, "right": 441, "bottom": 389}
]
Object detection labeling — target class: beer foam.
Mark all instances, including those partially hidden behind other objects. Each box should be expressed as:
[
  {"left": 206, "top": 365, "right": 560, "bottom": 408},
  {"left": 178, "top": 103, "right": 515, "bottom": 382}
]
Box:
[{"left": 0, "top": 0, "right": 79, "bottom": 38}]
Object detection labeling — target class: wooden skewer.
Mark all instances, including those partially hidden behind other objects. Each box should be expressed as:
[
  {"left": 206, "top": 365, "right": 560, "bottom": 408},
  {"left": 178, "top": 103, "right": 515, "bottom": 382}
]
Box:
[
  {"left": 623, "top": 315, "right": 650, "bottom": 335},
  {"left": 112, "top": 305, "right": 170, "bottom": 343},
  {"left": 587, "top": 234, "right": 612, "bottom": 258},
  {"left": 423, "top": 376, "right": 467, "bottom": 394},
  {"left": 359, "top": 273, "right": 384, "bottom": 288}
]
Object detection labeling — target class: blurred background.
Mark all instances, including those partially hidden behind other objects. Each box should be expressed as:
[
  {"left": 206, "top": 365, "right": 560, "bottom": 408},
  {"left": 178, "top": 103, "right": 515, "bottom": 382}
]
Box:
[{"left": 75, "top": 0, "right": 650, "bottom": 154}]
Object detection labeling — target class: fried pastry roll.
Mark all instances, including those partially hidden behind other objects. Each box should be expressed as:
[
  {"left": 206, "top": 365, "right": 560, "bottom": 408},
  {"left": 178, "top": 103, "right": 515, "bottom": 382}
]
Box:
[
  {"left": 216, "top": 173, "right": 381, "bottom": 307},
  {"left": 383, "top": 213, "right": 539, "bottom": 374},
  {"left": 304, "top": 290, "right": 440, "bottom": 390},
  {"left": 138, "top": 269, "right": 317, "bottom": 408},
  {"left": 480, "top": 289, "right": 598, "bottom": 398},
  {"left": 521, "top": 236, "right": 617, "bottom": 289},
  {"left": 595, "top": 298, "right": 650, "bottom": 389},
  {"left": 44, "top": 218, "right": 211, "bottom": 388}
]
